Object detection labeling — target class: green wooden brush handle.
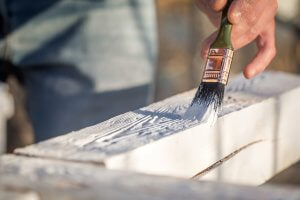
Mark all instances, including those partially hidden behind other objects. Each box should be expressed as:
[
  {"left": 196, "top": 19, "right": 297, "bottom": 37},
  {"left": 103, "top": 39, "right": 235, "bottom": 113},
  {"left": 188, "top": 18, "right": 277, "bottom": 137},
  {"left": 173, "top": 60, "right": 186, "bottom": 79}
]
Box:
[{"left": 211, "top": 0, "right": 234, "bottom": 49}]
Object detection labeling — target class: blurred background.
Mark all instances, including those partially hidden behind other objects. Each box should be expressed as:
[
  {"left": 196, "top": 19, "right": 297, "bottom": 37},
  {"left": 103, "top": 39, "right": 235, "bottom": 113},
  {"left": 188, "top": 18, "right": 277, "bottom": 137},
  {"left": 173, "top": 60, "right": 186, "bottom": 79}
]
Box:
[{"left": 155, "top": 0, "right": 299, "bottom": 101}]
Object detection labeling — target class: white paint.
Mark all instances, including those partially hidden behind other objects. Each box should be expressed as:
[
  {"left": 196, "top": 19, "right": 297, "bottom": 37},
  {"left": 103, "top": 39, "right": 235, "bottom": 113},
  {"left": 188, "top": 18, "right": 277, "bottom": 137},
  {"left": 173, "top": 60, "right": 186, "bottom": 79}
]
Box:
[
  {"left": 183, "top": 102, "right": 218, "bottom": 126},
  {"left": 14, "top": 71, "right": 300, "bottom": 185},
  {"left": 105, "top": 87, "right": 300, "bottom": 185}
]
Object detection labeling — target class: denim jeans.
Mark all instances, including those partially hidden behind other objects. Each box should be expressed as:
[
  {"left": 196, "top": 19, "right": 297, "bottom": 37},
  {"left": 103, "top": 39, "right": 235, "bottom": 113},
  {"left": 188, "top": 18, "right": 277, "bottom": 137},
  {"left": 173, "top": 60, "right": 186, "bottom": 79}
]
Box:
[{"left": 0, "top": 0, "right": 157, "bottom": 141}]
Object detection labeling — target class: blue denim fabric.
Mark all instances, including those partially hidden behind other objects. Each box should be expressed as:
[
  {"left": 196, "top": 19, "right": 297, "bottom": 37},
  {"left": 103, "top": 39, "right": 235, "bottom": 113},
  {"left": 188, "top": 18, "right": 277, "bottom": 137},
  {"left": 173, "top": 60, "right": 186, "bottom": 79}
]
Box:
[{"left": 0, "top": 0, "right": 157, "bottom": 141}]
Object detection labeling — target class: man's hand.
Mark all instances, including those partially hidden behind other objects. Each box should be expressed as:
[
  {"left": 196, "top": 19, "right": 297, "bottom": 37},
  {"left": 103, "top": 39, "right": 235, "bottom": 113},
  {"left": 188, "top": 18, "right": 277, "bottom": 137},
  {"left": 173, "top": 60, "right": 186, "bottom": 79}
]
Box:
[{"left": 196, "top": 0, "right": 278, "bottom": 79}]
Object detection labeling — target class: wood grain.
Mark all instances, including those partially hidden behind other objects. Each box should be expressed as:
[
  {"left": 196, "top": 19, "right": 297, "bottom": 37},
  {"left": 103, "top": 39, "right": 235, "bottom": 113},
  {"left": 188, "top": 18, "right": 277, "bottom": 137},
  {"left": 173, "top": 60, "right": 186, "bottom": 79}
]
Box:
[
  {"left": 14, "top": 71, "right": 300, "bottom": 185},
  {"left": 15, "top": 71, "right": 300, "bottom": 162},
  {"left": 1, "top": 155, "right": 300, "bottom": 200},
  {"left": 104, "top": 72, "right": 300, "bottom": 184}
]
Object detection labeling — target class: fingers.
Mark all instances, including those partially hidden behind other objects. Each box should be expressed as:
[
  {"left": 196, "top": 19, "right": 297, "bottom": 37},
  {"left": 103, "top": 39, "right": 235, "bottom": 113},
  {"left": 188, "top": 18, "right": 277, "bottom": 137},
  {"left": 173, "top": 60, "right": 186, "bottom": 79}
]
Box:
[
  {"left": 197, "top": 0, "right": 277, "bottom": 79},
  {"left": 201, "top": 21, "right": 276, "bottom": 80},
  {"left": 200, "top": 31, "right": 218, "bottom": 59},
  {"left": 243, "top": 21, "right": 276, "bottom": 79},
  {"left": 196, "top": 0, "right": 227, "bottom": 12},
  {"left": 231, "top": 9, "right": 274, "bottom": 49},
  {"left": 231, "top": 0, "right": 277, "bottom": 50},
  {"left": 209, "top": 0, "right": 227, "bottom": 12},
  {"left": 195, "top": 0, "right": 224, "bottom": 27},
  {"left": 228, "top": 0, "right": 267, "bottom": 25}
]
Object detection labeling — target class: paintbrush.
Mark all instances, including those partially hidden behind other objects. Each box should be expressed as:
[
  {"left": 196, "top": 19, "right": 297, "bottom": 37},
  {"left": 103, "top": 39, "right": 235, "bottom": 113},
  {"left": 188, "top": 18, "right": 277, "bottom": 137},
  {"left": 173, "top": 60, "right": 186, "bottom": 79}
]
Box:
[{"left": 184, "top": 0, "right": 234, "bottom": 124}]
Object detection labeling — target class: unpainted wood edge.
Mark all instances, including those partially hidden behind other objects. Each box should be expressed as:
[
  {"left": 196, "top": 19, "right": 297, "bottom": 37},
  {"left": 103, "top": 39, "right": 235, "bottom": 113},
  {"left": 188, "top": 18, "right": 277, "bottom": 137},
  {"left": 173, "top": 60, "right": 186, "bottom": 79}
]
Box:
[{"left": 12, "top": 152, "right": 105, "bottom": 167}]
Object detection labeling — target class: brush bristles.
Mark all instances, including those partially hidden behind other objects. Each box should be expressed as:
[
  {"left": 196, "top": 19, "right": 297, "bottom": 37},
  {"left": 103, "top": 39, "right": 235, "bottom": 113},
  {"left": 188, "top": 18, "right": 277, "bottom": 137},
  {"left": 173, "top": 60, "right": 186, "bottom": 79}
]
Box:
[{"left": 191, "top": 82, "right": 225, "bottom": 112}]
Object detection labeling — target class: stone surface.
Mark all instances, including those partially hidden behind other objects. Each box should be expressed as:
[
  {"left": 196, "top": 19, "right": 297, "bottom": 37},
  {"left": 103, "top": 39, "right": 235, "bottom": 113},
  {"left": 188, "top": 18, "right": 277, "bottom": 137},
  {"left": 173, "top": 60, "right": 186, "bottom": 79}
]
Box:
[
  {"left": 1, "top": 155, "right": 300, "bottom": 200},
  {"left": 14, "top": 71, "right": 300, "bottom": 185}
]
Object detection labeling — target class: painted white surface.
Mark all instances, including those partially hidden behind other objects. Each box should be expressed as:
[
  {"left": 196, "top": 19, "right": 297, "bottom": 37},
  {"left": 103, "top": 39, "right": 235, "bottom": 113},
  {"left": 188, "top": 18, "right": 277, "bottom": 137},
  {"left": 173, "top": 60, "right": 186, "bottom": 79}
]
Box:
[
  {"left": 105, "top": 76, "right": 300, "bottom": 185},
  {"left": 15, "top": 71, "right": 300, "bottom": 185}
]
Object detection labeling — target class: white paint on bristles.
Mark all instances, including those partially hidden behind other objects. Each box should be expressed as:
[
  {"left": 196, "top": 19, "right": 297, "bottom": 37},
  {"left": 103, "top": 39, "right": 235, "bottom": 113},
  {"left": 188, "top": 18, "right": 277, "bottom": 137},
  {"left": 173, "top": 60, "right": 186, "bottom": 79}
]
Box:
[{"left": 183, "top": 102, "right": 218, "bottom": 126}]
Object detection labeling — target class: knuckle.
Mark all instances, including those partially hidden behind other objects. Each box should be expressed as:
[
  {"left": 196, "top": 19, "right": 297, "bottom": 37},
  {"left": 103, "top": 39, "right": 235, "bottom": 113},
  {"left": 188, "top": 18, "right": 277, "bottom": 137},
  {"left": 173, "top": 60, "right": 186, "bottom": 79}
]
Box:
[
  {"left": 249, "top": 27, "right": 259, "bottom": 38},
  {"left": 245, "top": 13, "right": 257, "bottom": 26},
  {"left": 228, "top": 10, "right": 240, "bottom": 24},
  {"left": 245, "top": 28, "right": 258, "bottom": 42}
]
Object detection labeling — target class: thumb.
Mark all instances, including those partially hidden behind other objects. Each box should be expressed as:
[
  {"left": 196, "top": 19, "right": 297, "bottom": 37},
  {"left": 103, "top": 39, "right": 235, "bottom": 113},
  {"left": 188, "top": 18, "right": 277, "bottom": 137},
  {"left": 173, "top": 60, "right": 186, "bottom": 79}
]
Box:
[{"left": 209, "top": 0, "right": 227, "bottom": 12}]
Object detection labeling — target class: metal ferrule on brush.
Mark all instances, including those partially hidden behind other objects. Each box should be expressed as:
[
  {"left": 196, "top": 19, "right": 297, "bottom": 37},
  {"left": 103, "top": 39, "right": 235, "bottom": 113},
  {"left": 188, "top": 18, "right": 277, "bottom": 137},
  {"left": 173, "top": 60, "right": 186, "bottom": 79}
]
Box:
[
  {"left": 202, "top": 48, "right": 234, "bottom": 85},
  {"left": 185, "top": 0, "right": 234, "bottom": 122},
  {"left": 201, "top": 0, "right": 234, "bottom": 85}
]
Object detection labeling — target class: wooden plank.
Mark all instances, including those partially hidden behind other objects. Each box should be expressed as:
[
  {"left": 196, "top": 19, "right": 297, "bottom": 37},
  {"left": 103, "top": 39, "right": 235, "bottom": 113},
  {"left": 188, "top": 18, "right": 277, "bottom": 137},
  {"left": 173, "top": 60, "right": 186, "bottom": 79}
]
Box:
[
  {"left": 0, "top": 190, "right": 39, "bottom": 200},
  {"left": 1, "top": 155, "right": 300, "bottom": 200},
  {"left": 15, "top": 71, "right": 300, "bottom": 185},
  {"left": 104, "top": 72, "right": 300, "bottom": 185}
]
